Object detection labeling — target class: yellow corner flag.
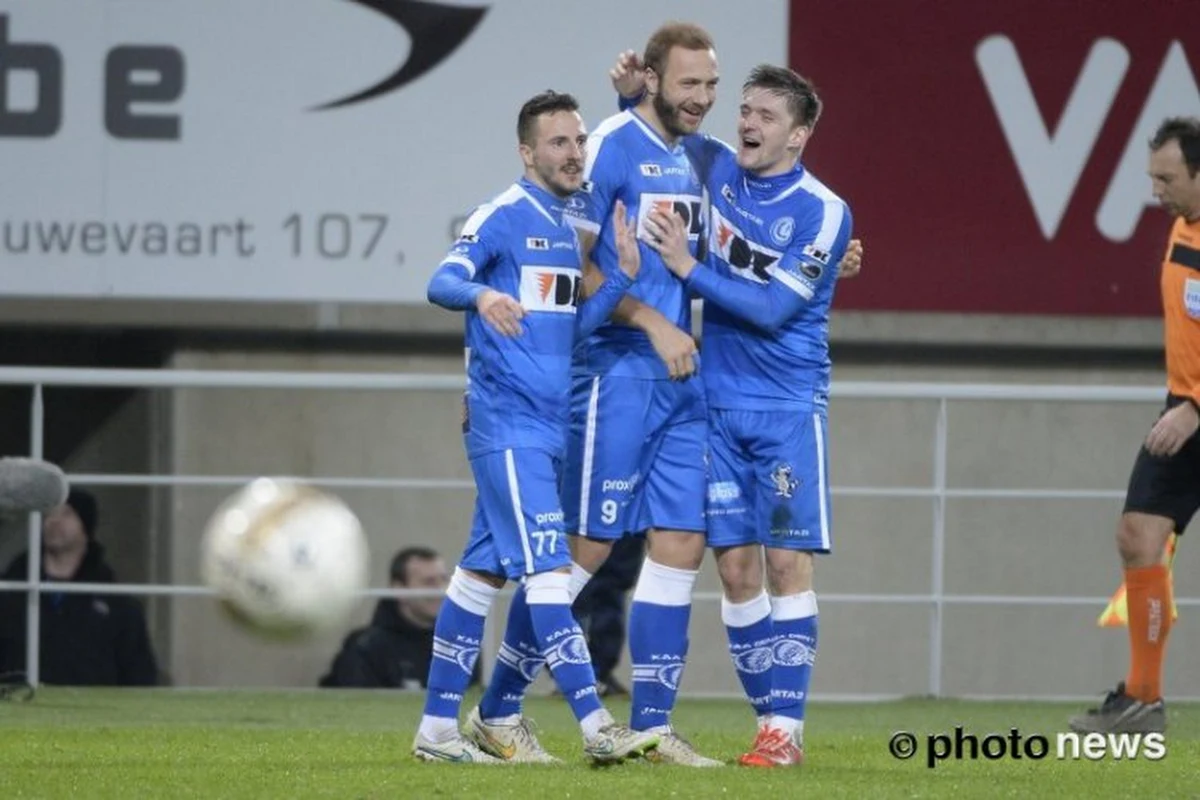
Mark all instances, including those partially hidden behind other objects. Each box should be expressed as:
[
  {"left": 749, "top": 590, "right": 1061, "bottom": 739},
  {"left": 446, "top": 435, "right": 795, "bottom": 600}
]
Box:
[{"left": 1098, "top": 532, "right": 1180, "bottom": 627}]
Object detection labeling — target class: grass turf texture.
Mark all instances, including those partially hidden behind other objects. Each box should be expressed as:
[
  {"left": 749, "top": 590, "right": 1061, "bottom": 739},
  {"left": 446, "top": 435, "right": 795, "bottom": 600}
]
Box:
[{"left": 1, "top": 688, "right": 1194, "bottom": 798}]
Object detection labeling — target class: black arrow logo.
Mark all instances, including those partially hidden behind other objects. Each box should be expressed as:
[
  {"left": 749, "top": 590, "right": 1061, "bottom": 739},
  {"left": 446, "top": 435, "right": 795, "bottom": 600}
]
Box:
[{"left": 315, "top": 0, "right": 488, "bottom": 111}]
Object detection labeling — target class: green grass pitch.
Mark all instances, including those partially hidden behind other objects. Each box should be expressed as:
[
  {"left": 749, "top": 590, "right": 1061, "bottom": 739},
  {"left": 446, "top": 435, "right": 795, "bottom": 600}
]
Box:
[{"left": 1, "top": 688, "right": 1195, "bottom": 799}]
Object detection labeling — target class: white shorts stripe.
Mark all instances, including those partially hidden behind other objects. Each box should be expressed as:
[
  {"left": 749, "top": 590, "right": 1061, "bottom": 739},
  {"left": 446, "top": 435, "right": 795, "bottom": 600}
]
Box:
[
  {"left": 577, "top": 376, "right": 601, "bottom": 535},
  {"left": 813, "top": 413, "right": 830, "bottom": 550},
  {"left": 504, "top": 449, "right": 537, "bottom": 574}
]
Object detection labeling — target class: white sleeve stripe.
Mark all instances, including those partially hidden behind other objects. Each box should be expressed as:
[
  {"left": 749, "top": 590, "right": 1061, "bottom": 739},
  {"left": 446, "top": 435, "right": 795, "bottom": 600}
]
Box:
[
  {"left": 565, "top": 215, "right": 600, "bottom": 234},
  {"left": 583, "top": 113, "right": 632, "bottom": 181},
  {"left": 459, "top": 205, "right": 498, "bottom": 238},
  {"left": 458, "top": 184, "right": 522, "bottom": 237},
  {"left": 810, "top": 201, "right": 845, "bottom": 253},
  {"left": 771, "top": 265, "right": 815, "bottom": 300},
  {"left": 440, "top": 254, "right": 476, "bottom": 278}
]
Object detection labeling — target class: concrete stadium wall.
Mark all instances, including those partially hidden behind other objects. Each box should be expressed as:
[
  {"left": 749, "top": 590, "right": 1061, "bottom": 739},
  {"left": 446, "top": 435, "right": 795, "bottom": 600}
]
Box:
[{"left": 156, "top": 349, "right": 1199, "bottom": 700}]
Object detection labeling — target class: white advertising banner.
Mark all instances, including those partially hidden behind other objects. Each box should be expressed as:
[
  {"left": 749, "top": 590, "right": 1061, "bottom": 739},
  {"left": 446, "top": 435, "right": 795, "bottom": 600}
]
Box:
[{"left": 0, "top": 0, "right": 787, "bottom": 303}]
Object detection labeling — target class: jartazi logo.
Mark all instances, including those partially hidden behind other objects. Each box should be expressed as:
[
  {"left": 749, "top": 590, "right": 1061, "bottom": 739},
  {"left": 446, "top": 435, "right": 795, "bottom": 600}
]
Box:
[{"left": 314, "top": 0, "right": 489, "bottom": 110}]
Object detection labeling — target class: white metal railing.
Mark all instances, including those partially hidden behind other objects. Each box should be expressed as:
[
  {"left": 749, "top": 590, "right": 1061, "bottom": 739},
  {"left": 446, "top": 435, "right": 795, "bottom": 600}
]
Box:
[{"left": 0, "top": 366, "right": 1194, "bottom": 694}]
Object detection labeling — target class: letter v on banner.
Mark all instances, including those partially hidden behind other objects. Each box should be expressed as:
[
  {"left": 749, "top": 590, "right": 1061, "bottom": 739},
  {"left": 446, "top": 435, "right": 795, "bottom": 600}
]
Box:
[
  {"left": 975, "top": 36, "right": 1129, "bottom": 240},
  {"left": 1097, "top": 42, "right": 1200, "bottom": 242}
]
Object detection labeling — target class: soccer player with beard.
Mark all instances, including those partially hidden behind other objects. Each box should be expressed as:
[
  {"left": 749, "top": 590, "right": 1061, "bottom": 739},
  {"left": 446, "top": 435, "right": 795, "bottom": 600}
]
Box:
[
  {"left": 414, "top": 90, "right": 658, "bottom": 765},
  {"left": 466, "top": 22, "right": 725, "bottom": 767}
]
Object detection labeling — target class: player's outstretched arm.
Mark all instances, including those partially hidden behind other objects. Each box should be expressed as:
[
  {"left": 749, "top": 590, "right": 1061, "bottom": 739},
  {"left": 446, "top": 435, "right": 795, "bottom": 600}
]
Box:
[
  {"left": 644, "top": 209, "right": 828, "bottom": 333},
  {"left": 577, "top": 200, "right": 639, "bottom": 339},
  {"left": 427, "top": 262, "right": 524, "bottom": 337},
  {"left": 426, "top": 261, "right": 486, "bottom": 311}
]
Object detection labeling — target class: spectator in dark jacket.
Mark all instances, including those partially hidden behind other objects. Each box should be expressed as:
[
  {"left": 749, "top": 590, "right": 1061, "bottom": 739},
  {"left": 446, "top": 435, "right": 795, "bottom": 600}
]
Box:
[
  {"left": 0, "top": 488, "right": 159, "bottom": 686},
  {"left": 320, "top": 546, "right": 480, "bottom": 689}
]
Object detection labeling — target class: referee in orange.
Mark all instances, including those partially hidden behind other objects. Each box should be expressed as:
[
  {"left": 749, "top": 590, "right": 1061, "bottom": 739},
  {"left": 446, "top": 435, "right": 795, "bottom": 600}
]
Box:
[{"left": 1071, "top": 117, "right": 1200, "bottom": 735}]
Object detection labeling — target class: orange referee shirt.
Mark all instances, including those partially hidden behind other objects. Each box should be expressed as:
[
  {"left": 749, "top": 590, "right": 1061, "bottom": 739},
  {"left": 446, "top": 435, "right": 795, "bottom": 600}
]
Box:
[{"left": 1161, "top": 215, "right": 1200, "bottom": 403}]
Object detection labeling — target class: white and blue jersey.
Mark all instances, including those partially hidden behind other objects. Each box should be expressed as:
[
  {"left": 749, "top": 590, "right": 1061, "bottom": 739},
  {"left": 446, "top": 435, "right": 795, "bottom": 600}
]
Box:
[
  {"left": 565, "top": 109, "right": 705, "bottom": 379},
  {"left": 560, "top": 110, "right": 709, "bottom": 539},
  {"left": 682, "top": 136, "right": 853, "bottom": 553},
  {"left": 684, "top": 135, "right": 849, "bottom": 412},
  {"left": 426, "top": 177, "right": 632, "bottom": 578}
]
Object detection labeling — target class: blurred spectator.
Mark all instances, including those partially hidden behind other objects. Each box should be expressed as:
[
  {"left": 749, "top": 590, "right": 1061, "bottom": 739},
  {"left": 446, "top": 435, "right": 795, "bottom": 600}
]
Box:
[
  {"left": 320, "top": 545, "right": 480, "bottom": 689},
  {"left": 0, "top": 488, "right": 160, "bottom": 686},
  {"left": 571, "top": 534, "right": 645, "bottom": 697}
]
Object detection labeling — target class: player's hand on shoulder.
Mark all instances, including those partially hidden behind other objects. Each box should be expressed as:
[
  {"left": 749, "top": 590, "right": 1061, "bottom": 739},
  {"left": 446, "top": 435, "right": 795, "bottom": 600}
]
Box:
[
  {"left": 476, "top": 289, "right": 525, "bottom": 337},
  {"left": 643, "top": 208, "right": 695, "bottom": 278},
  {"left": 610, "top": 49, "right": 645, "bottom": 100},
  {"left": 1145, "top": 401, "right": 1200, "bottom": 457},
  {"left": 837, "top": 238, "right": 863, "bottom": 279},
  {"left": 612, "top": 199, "right": 641, "bottom": 280}
]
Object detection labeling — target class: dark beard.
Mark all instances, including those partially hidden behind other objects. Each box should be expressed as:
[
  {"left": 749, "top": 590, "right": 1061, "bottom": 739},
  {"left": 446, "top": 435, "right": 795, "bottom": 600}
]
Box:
[
  {"left": 653, "top": 91, "right": 691, "bottom": 140},
  {"left": 537, "top": 163, "right": 580, "bottom": 199}
]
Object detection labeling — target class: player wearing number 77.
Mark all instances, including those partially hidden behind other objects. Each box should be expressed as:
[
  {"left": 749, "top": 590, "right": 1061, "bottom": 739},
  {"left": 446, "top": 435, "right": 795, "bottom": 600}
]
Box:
[
  {"left": 414, "top": 90, "right": 659, "bottom": 765},
  {"left": 640, "top": 64, "right": 853, "bottom": 768}
]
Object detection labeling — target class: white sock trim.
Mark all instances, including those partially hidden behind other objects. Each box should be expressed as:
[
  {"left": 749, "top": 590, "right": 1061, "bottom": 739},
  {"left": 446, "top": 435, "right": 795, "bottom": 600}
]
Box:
[
  {"left": 524, "top": 570, "right": 572, "bottom": 605},
  {"left": 580, "top": 708, "right": 613, "bottom": 739},
  {"left": 418, "top": 715, "right": 459, "bottom": 743},
  {"left": 770, "top": 590, "right": 817, "bottom": 621},
  {"left": 632, "top": 558, "right": 697, "bottom": 607},
  {"left": 568, "top": 561, "right": 593, "bottom": 601},
  {"left": 721, "top": 591, "right": 771, "bottom": 627},
  {"left": 446, "top": 567, "right": 500, "bottom": 617}
]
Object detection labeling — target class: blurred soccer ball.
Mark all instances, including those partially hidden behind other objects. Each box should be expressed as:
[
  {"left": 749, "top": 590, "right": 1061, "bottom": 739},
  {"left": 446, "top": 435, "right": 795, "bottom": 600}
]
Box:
[{"left": 200, "top": 478, "right": 370, "bottom": 638}]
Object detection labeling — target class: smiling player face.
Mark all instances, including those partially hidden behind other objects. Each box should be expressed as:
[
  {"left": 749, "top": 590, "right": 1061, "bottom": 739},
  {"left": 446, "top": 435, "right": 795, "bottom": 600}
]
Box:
[
  {"left": 651, "top": 46, "right": 719, "bottom": 140},
  {"left": 522, "top": 110, "right": 588, "bottom": 198},
  {"left": 736, "top": 87, "right": 809, "bottom": 176}
]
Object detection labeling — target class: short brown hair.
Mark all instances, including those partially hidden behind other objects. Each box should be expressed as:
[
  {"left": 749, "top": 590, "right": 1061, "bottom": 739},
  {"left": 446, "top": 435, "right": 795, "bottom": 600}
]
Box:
[
  {"left": 643, "top": 22, "right": 715, "bottom": 79},
  {"left": 744, "top": 64, "right": 821, "bottom": 129},
  {"left": 517, "top": 90, "right": 580, "bottom": 147},
  {"left": 1150, "top": 116, "right": 1200, "bottom": 178}
]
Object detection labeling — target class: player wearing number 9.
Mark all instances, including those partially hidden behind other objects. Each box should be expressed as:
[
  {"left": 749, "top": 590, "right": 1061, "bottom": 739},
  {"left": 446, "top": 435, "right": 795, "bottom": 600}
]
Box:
[{"left": 414, "top": 90, "right": 659, "bottom": 765}]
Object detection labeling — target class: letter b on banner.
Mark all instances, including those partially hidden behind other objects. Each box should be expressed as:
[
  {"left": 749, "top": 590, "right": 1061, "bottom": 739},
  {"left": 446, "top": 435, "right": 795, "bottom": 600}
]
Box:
[{"left": 0, "top": 15, "right": 62, "bottom": 137}]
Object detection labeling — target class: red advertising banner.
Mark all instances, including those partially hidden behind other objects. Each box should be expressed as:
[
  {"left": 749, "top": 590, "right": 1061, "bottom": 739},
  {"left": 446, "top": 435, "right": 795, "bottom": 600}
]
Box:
[{"left": 789, "top": 0, "right": 1200, "bottom": 316}]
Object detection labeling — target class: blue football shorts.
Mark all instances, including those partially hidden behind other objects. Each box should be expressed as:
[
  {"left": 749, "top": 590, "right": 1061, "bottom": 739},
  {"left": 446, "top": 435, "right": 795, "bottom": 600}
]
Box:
[
  {"left": 705, "top": 408, "right": 832, "bottom": 553},
  {"left": 459, "top": 447, "right": 573, "bottom": 580},
  {"left": 562, "top": 374, "right": 707, "bottom": 539}
]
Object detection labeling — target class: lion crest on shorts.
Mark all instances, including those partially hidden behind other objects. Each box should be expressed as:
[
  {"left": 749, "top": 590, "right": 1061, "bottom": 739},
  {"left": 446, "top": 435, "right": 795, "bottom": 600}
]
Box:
[{"left": 771, "top": 463, "right": 798, "bottom": 499}]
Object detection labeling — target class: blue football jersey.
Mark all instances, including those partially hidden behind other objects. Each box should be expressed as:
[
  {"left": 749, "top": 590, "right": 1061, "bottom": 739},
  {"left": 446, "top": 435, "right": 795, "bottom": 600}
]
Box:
[
  {"left": 435, "top": 178, "right": 592, "bottom": 458},
  {"left": 564, "top": 110, "right": 705, "bottom": 379},
  {"left": 683, "top": 136, "right": 853, "bottom": 411}
]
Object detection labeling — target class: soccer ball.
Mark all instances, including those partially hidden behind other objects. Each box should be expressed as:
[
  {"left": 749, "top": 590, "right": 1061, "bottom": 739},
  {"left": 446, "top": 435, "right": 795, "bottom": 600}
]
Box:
[{"left": 200, "top": 478, "right": 370, "bottom": 638}]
